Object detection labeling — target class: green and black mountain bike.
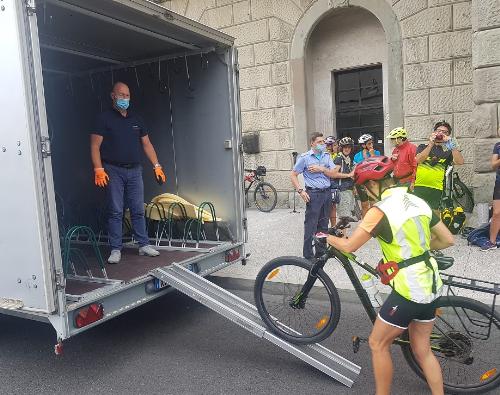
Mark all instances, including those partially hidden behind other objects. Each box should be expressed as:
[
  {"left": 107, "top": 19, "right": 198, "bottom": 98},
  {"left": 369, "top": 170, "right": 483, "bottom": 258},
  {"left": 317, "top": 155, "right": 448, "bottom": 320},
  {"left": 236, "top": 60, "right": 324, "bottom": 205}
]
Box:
[{"left": 254, "top": 218, "right": 500, "bottom": 394}]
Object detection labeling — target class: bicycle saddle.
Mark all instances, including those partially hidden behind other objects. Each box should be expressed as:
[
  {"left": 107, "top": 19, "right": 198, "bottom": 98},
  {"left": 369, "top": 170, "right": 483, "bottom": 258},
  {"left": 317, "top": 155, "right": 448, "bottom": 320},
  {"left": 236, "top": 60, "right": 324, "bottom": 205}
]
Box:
[{"left": 433, "top": 255, "right": 454, "bottom": 271}]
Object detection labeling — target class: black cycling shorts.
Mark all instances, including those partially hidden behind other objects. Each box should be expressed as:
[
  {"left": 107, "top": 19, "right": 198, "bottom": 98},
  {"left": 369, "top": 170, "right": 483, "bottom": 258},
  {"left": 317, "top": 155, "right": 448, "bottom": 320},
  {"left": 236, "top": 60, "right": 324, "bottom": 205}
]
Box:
[
  {"left": 355, "top": 184, "right": 369, "bottom": 202},
  {"left": 494, "top": 182, "right": 500, "bottom": 201},
  {"left": 378, "top": 291, "right": 439, "bottom": 329}
]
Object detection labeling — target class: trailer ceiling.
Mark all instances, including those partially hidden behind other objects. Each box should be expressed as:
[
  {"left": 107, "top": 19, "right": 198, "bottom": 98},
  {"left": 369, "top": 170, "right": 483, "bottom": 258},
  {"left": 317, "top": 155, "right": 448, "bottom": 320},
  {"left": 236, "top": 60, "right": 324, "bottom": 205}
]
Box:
[{"left": 36, "top": 0, "right": 234, "bottom": 72}]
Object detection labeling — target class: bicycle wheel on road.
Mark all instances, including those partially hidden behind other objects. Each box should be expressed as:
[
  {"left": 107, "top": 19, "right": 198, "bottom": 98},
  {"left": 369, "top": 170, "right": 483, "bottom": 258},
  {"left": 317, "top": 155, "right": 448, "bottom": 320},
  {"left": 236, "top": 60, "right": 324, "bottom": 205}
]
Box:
[
  {"left": 254, "top": 256, "right": 341, "bottom": 345},
  {"left": 401, "top": 296, "right": 500, "bottom": 394},
  {"left": 254, "top": 182, "right": 277, "bottom": 212},
  {"left": 452, "top": 178, "right": 474, "bottom": 213}
]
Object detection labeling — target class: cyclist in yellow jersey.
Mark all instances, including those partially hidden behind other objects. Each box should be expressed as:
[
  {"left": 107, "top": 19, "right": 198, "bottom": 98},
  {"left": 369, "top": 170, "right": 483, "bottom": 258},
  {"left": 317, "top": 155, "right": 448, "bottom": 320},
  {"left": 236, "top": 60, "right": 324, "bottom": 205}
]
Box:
[
  {"left": 327, "top": 156, "right": 454, "bottom": 395},
  {"left": 325, "top": 136, "right": 338, "bottom": 161},
  {"left": 414, "top": 121, "right": 464, "bottom": 215}
]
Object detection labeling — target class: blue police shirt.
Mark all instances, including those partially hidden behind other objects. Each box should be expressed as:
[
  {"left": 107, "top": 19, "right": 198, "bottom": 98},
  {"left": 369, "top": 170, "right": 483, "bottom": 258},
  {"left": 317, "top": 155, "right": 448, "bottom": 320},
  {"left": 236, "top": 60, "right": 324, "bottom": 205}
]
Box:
[
  {"left": 353, "top": 149, "right": 381, "bottom": 165},
  {"left": 93, "top": 108, "right": 148, "bottom": 164},
  {"left": 293, "top": 150, "right": 335, "bottom": 189}
]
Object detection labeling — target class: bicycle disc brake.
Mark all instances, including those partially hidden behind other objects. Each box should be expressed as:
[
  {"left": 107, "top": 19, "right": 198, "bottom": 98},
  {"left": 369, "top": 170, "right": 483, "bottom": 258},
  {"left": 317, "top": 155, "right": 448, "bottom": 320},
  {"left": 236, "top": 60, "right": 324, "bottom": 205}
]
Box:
[{"left": 438, "top": 331, "right": 474, "bottom": 364}]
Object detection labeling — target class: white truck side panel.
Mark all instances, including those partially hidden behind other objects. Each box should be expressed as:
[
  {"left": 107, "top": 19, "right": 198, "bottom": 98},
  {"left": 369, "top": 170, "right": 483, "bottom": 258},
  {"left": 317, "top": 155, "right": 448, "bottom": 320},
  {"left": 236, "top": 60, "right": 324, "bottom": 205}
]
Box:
[{"left": 0, "top": 0, "right": 57, "bottom": 312}]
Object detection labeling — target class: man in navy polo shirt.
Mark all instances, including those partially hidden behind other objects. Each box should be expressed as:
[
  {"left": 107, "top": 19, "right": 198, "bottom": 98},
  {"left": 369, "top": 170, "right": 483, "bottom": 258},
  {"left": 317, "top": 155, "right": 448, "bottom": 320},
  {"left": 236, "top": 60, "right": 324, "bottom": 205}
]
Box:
[
  {"left": 291, "top": 132, "right": 336, "bottom": 260},
  {"left": 90, "top": 82, "right": 166, "bottom": 264}
]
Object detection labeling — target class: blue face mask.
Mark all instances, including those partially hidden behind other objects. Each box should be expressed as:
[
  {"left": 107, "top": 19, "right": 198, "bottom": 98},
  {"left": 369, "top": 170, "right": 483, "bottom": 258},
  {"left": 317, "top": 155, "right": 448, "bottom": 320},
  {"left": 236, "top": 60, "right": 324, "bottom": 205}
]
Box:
[
  {"left": 315, "top": 144, "right": 326, "bottom": 153},
  {"left": 115, "top": 98, "right": 130, "bottom": 110}
]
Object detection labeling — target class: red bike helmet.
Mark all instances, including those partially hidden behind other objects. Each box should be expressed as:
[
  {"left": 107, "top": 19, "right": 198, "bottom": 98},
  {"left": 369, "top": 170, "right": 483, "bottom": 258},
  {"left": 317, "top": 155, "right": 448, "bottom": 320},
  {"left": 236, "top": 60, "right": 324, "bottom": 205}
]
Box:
[{"left": 354, "top": 156, "right": 394, "bottom": 185}]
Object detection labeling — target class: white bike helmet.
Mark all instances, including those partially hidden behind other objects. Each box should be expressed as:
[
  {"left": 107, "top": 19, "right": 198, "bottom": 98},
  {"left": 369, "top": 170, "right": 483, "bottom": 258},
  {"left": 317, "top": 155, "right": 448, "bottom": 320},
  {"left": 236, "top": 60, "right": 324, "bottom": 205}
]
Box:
[
  {"left": 338, "top": 137, "right": 354, "bottom": 147},
  {"left": 358, "top": 134, "right": 373, "bottom": 144},
  {"left": 325, "top": 136, "right": 336, "bottom": 145}
]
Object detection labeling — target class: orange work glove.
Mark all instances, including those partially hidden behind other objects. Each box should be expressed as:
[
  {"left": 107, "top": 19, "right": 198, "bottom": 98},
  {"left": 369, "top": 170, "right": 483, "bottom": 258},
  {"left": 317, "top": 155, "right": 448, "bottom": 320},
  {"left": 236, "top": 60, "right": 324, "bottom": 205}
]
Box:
[
  {"left": 94, "top": 168, "right": 109, "bottom": 187},
  {"left": 154, "top": 165, "right": 166, "bottom": 185}
]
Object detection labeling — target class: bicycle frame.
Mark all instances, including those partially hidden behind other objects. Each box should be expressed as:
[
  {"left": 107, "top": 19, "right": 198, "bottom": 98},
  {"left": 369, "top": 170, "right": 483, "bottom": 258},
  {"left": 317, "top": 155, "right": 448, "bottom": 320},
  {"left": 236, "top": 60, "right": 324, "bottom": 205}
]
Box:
[
  {"left": 244, "top": 172, "right": 263, "bottom": 197},
  {"left": 298, "top": 246, "right": 379, "bottom": 324}
]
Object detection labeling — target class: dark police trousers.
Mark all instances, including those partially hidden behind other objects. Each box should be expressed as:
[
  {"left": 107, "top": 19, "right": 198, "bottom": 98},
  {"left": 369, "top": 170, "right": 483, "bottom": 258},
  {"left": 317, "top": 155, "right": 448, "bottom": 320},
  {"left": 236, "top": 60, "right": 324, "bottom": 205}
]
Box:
[{"left": 303, "top": 189, "right": 332, "bottom": 259}]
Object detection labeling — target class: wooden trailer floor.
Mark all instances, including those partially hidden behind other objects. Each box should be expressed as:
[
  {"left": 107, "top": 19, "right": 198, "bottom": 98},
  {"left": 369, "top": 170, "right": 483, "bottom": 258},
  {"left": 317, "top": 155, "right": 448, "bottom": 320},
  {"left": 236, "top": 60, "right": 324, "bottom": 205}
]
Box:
[{"left": 65, "top": 245, "right": 207, "bottom": 296}]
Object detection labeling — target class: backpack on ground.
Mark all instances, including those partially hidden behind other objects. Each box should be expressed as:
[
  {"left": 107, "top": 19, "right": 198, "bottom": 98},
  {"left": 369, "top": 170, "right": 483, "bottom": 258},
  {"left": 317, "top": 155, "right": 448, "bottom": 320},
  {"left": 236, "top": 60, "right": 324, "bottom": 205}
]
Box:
[{"left": 466, "top": 222, "right": 500, "bottom": 248}]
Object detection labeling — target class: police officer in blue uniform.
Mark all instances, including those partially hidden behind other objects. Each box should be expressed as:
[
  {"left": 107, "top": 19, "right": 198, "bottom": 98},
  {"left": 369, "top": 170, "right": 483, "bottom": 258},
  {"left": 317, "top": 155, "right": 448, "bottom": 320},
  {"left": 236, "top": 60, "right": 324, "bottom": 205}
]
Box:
[{"left": 291, "top": 132, "right": 337, "bottom": 260}]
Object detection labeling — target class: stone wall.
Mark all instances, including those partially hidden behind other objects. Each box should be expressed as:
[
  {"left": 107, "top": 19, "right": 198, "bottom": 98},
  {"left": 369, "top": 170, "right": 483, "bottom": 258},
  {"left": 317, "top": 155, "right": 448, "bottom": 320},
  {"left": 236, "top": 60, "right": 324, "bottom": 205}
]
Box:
[
  {"left": 400, "top": 0, "right": 475, "bottom": 189},
  {"left": 157, "top": 0, "right": 498, "bottom": 205},
  {"left": 471, "top": 0, "right": 500, "bottom": 203}
]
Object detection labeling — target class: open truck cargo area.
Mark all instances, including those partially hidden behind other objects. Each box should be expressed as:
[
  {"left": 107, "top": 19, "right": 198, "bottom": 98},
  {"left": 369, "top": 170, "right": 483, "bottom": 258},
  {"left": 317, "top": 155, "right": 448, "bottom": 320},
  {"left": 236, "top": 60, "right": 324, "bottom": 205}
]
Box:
[{"left": 0, "top": 0, "right": 246, "bottom": 344}]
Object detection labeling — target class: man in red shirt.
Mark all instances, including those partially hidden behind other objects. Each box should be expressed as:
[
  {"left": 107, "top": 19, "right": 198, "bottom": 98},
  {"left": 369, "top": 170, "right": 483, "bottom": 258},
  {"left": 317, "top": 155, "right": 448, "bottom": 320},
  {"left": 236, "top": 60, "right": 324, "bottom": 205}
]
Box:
[{"left": 387, "top": 127, "right": 417, "bottom": 189}]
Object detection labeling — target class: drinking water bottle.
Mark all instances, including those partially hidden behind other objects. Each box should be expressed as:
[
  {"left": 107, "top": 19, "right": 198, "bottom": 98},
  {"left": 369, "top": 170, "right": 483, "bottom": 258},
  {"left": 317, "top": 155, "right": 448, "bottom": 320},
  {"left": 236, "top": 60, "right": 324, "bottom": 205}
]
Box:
[{"left": 361, "top": 273, "right": 383, "bottom": 308}]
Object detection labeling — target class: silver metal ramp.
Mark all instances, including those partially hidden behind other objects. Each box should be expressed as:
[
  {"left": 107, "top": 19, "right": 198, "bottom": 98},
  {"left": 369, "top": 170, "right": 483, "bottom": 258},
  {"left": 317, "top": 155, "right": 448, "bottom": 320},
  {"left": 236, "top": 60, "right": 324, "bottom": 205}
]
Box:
[{"left": 150, "top": 264, "right": 361, "bottom": 388}]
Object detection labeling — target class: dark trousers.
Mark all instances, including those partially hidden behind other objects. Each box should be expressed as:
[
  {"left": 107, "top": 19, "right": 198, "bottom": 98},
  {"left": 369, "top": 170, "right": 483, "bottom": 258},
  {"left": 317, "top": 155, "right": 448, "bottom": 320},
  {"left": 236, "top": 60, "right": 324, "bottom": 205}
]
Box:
[
  {"left": 303, "top": 189, "right": 332, "bottom": 259},
  {"left": 104, "top": 164, "right": 149, "bottom": 250}
]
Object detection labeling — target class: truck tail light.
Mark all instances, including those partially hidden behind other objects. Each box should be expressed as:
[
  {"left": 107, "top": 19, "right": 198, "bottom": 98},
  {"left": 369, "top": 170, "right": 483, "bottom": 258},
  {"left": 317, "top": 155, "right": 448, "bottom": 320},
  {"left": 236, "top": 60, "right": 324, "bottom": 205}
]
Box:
[
  {"left": 225, "top": 248, "right": 241, "bottom": 262},
  {"left": 75, "top": 303, "right": 104, "bottom": 328}
]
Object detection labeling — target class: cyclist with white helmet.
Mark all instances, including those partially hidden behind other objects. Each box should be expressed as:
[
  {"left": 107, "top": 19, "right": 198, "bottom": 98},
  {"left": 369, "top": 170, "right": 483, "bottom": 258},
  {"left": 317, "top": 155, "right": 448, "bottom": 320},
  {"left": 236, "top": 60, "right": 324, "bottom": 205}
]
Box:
[
  {"left": 387, "top": 127, "right": 417, "bottom": 188},
  {"left": 353, "top": 133, "right": 381, "bottom": 217},
  {"left": 330, "top": 137, "right": 355, "bottom": 226}
]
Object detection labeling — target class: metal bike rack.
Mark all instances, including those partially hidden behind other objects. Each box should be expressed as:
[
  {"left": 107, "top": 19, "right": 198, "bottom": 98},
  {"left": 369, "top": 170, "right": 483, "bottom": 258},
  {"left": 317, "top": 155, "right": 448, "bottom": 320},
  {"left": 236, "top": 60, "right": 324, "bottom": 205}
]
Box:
[{"left": 150, "top": 264, "right": 361, "bottom": 387}]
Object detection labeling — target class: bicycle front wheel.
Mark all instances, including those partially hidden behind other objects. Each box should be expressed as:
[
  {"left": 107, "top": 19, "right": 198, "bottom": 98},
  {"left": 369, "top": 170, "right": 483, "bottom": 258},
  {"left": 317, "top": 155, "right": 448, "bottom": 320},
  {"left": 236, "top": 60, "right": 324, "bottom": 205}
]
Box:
[
  {"left": 254, "top": 256, "right": 341, "bottom": 344},
  {"left": 254, "top": 182, "right": 277, "bottom": 212},
  {"left": 401, "top": 296, "right": 500, "bottom": 394}
]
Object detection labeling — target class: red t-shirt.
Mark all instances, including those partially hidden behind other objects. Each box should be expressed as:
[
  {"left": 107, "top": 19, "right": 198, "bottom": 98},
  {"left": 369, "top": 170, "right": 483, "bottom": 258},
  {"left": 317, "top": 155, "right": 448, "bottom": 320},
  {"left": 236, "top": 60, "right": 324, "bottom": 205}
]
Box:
[{"left": 391, "top": 140, "right": 417, "bottom": 184}]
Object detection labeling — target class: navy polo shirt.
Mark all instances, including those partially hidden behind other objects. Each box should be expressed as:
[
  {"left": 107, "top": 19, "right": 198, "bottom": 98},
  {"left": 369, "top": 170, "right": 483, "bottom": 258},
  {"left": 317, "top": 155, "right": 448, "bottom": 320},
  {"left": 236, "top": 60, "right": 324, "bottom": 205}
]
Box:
[{"left": 93, "top": 108, "right": 148, "bottom": 164}]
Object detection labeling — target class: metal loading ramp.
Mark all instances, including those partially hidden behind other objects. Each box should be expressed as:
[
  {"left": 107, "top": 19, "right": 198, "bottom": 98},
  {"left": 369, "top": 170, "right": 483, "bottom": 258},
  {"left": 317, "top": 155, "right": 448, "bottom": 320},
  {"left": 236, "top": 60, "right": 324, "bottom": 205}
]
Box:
[{"left": 150, "top": 264, "right": 361, "bottom": 387}]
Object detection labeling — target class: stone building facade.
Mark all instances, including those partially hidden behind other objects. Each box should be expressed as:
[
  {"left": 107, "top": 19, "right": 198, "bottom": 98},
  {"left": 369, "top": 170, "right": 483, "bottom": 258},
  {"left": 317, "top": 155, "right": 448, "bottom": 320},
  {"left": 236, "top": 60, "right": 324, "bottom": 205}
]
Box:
[{"left": 157, "top": 0, "right": 500, "bottom": 206}]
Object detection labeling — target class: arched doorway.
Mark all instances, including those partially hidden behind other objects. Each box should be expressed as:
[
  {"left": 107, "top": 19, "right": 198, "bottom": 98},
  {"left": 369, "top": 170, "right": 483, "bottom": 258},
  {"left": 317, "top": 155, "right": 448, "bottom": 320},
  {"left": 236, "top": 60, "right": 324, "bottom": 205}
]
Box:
[
  {"left": 291, "top": 0, "right": 403, "bottom": 153},
  {"left": 306, "top": 7, "right": 387, "bottom": 153}
]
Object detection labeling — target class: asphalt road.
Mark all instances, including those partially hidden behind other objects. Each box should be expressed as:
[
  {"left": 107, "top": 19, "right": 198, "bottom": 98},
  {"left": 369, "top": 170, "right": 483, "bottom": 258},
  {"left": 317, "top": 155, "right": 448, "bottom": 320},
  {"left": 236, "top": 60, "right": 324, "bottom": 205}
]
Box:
[
  {"left": 1, "top": 208, "right": 498, "bottom": 394},
  {"left": 0, "top": 280, "right": 433, "bottom": 395}
]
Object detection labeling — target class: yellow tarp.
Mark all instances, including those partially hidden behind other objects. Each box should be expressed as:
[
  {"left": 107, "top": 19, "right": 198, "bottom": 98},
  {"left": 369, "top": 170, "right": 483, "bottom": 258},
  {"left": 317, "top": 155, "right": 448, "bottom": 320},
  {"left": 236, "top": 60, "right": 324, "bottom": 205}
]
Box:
[{"left": 144, "top": 193, "right": 221, "bottom": 223}]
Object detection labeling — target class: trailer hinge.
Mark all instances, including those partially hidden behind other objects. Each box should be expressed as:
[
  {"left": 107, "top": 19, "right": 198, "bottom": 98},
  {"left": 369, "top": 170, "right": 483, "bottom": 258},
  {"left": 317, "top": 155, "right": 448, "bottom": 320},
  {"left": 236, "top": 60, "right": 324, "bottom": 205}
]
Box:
[
  {"left": 55, "top": 270, "right": 65, "bottom": 290},
  {"left": 243, "top": 218, "right": 248, "bottom": 230},
  {"left": 239, "top": 143, "right": 244, "bottom": 154},
  {"left": 234, "top": 63, "right": 240, "bottom": 72},
  {"left": 25, "top": 0, "right": 36, "bottom": 15},
  {"left": 41, "top": 136, "right": 51, "bottom": 158}
]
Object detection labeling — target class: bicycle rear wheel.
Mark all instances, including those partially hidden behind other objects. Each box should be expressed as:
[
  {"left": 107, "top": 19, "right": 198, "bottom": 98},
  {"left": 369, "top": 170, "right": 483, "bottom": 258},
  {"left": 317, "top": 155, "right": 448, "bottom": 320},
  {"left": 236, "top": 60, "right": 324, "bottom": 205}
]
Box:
[
  {"left": 254, "top": 256, "right": 341, "bottom": 344},
  {"left": 254, "top": 182, "right": 278, "bottom": 212},
  {"left": 452, "top": 177, "right": 474, "bottom": 213},
  {"left": 401, "top": 296, "right": 500, "bottom": 394}
]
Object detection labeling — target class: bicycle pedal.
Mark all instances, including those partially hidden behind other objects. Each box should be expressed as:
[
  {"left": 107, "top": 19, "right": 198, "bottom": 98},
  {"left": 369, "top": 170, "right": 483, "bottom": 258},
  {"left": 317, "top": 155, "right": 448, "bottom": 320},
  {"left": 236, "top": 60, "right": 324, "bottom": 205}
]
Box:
[{"left": 352, "top": 335, "right": 367, "bottom": 353}]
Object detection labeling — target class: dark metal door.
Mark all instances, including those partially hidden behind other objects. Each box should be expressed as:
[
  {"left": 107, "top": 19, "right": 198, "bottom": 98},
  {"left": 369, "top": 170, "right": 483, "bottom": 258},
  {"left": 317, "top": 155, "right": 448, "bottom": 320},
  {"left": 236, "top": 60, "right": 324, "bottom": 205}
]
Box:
[{"left": 334, "top": 66, "right": 384, "bottom": 154}]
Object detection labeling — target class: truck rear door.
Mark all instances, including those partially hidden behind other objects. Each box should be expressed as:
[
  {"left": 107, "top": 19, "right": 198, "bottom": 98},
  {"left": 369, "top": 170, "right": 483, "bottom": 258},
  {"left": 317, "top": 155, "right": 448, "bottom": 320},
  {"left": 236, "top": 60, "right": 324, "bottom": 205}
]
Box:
[{"left": 0, "top": 0, "right": 60, "bottom": 312}]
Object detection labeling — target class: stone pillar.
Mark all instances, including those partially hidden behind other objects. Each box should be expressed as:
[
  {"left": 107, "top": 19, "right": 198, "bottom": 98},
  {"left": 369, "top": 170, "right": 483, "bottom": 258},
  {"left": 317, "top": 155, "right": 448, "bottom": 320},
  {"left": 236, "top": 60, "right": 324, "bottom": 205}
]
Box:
[{"left": 471, "top": 0, "right": 500, "bottom": 203}]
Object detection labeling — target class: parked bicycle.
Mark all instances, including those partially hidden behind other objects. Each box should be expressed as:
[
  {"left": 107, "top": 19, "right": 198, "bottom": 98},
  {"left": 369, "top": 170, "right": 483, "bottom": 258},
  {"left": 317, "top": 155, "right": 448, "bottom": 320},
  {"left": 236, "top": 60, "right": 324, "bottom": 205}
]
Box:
[
  {"left": 244, "top": 166, "right": 278, "bottom": 213},
  {"left": 441, "top": 166, "right": 474, "bottom": 214},
  {"left": 254, "top": 218, "right": 500, "bottom": 394}
]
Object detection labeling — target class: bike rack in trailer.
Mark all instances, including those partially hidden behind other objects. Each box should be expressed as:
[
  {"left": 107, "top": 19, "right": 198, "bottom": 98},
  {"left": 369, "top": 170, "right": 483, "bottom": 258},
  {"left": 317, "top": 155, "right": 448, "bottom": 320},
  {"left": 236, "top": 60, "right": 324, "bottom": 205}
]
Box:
[{"left": 150, "top": 264, "right": 361, "bottom": 388}]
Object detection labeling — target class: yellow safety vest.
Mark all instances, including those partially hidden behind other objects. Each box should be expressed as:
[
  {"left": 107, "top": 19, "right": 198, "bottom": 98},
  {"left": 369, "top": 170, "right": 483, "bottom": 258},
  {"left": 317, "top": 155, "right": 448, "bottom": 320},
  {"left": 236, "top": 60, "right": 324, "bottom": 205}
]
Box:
[{"left": 375, "top": 187, "right": 442, "bottom": 303}]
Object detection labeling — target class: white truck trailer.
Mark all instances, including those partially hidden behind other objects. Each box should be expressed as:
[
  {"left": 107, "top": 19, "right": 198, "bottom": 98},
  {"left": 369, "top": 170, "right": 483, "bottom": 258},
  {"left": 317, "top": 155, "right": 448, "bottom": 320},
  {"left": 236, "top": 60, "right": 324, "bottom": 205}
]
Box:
[
  {"left": 0, "top": 0, "right": 247, "bottom": 350},
  {"left": 0, "top": 1, "right": 360, "bottom": 386}
]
